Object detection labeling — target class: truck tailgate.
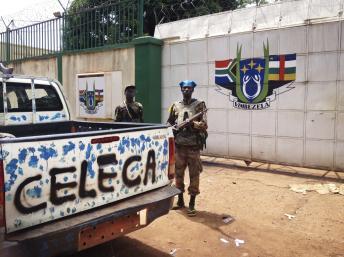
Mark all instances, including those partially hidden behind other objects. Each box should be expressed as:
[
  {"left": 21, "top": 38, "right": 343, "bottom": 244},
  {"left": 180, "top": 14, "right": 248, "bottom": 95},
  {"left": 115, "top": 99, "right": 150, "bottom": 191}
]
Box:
[
  {"left": 1, "top": 128, "right": 173, "bottom": 233},
  {"left": 1, "top": 185, "right": 179, "bottom": 257}
]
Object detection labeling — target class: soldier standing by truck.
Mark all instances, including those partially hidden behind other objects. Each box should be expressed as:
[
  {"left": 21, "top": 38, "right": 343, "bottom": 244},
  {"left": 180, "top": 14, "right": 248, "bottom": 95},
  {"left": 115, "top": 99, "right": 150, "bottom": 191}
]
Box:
[
  {"left": 167, "top": 80, "right": 208, "bottom": 216},
  {"left": 114, "top": 85, "right": 144, "bottom": 122}
]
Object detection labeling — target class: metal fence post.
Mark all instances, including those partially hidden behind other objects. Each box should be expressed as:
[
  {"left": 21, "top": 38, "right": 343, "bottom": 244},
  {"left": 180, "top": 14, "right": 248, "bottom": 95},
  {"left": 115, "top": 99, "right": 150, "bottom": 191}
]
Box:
[
  {"left": 6, "top": 28, "right": 10, "bottom": 63},
  {"left": 138, "top": 0, "right": 144, "bottom": 36}
]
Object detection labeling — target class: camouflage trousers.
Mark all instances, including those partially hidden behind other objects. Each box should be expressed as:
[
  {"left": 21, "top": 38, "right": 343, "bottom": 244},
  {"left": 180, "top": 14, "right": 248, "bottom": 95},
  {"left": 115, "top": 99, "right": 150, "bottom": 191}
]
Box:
[{"left": 175, "top": 145, "right": 202, "bottom": 196}]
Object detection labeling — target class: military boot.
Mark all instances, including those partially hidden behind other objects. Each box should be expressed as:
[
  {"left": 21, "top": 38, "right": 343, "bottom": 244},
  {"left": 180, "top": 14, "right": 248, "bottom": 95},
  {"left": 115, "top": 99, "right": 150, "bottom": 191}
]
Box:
[
  {"left": 187, "top": 195, "right": 197, "bottom": 217},
  {"left": 176, "top": 193, "right": 185, "bottom": 209}
]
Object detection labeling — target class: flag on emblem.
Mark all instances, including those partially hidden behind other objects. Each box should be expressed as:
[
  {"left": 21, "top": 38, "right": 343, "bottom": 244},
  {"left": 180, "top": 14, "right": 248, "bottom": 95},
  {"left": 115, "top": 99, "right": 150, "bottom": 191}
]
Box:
[
  {"left": 268, "top": 54, "right": 296, "bottom": 81},
  {"left": 215, "top": 59, "right": 236, "bottom": 88}
]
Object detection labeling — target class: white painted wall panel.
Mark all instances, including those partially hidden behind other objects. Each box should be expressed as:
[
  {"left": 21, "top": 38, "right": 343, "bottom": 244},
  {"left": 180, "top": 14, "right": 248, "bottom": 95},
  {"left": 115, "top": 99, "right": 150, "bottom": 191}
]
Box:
[
  {"left": 277, "top": 111, "right": 304, "bottom": 138},
  {"left": 162, "top": 66, "right": 171, "bottom": 88},
  {"left": 308, "top": 53, "right": 338, "bottom": 82},
  {"left": 229, "top": 33, "right": 253, "bottom": 58},
  {"left": 279, "top": 1, "right": 309, "bottom": 27},
  {"left": 339, "top": 53, "right": 344, "bottom": 80},
  {"left": 338, "top": 82, "right": 344, "bottom": 111},
  {"left": 306, "top": 112, "right": 335, "bottom": 140},
  {"left": 188, "top": 16, "right": 208, "bottom": 40},
  {"left": 171, "top": 43, "right": 188, "bottom": 65},
  {"left": 253, "top": 30, "right": 279, "bottom": 57},
  {"left": 295, "top": 55, "right": 307, "bottom": 82},
  {"left": 207, "top": 36, "right": 229, "bottom": 61},
  {"left": 228, "top": 110, "right": 250, "bottom": 134},
  {"left": 228, "top": 134, "right": 251, "bottom": 158},
  {"left": 207, "top": 87, "right": 231, "bottom": 109},
  {"left": 279, "top": 27, "right": 307, "bottom": 54},
  {"left": 277, "top": 138, "right": 304, "bottom": 165},
  {"left": 188, "top": 40, "right": 207, "bottom": 64},
  {"left": 208, "top": 12, "right": 231, "bottom": 37},
  {"left": 255, "top": 4, "right": 281, "bottom": 30},
  {"left": 308, "top": 23, "right": 339, "bottom": 52},
  {"left": 230, "top": 8, "right": 256, "bottom": 34},
  {"left": 335, "top": 142, "right": 344, "bottom": 170},
  {"left": 207, "top": 109, "right": 228, "bottom": 133},
  {"left": 308, "top": 0, "right": 341, "bottom": 20},
  {"left": 207, "top": 133, "right": 228, "bottom": 156},
  {"left": 192, "top": 87, "right": 208, "bottom": 105},
  {"left": 252, "top": 111, "right": 276, "bottom": 136},
  {"left": 252, "top": 136, "right": 276, "bottom": 161},
  {"left": 305, "top": 140, "right": 334, "bottom": 168},
  {"left": 170, "top": 65, "right": 187, "bottom": 87},
  {"left": 341, "top": 21, "right": 344, "bottom": 50},
  {"left": 188, "top": 63, "right": 209, "bottom": 86},
  {"left": 161, "top": 87, "right": 181, "bottom": 109},
  {"left": 208, "top": 63, "right": 216, "bottom": 86},
  {"left": 162, "top": 45, "right": 171, "bottom": 66},
  {"left": 161, "top": 108, "right": 169, "bottom": 124},
  {"left": 277, "top": 83, "right": 306, "bottom": 110},
  {"left": 306, "top": 82, "right": 337, "bottom": 111},
  {"left": 337, "top": 112, "right": 344, "bottom": 140}
]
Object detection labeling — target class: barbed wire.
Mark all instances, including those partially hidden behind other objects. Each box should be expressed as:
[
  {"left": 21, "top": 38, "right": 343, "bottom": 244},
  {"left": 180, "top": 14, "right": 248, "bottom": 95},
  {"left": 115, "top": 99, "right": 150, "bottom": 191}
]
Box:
[{"left": 0, "top": 0, "right": 69, "bottom": 32}]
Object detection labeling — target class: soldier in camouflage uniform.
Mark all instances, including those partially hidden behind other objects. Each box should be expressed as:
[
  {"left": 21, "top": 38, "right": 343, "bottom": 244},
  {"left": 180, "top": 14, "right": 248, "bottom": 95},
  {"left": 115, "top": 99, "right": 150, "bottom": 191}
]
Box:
[
  {"left": 114, "top": 85, "right": 144, "bottom": 123},
  {"left": 167, "top": 80, "right": 207, "bottom": 216}
]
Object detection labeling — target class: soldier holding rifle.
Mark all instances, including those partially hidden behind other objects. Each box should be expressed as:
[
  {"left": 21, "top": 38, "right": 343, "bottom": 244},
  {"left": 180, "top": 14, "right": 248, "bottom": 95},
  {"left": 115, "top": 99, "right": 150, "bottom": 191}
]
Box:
[{"left": 167, "top": 80, "right": 208, "bottom": 217}]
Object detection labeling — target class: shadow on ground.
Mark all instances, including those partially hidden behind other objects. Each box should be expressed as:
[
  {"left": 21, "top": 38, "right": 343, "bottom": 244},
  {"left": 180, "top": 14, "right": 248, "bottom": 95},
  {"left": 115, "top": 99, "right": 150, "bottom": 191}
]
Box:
[
  {"left": 175, "top": 209, "right": 235, "bottom": 239},
  {"left": 203, "top": 160, "right": 344, "bottom": 183},
  {"left": 68, "top": 236, "right": 171, "bottom": 257}
]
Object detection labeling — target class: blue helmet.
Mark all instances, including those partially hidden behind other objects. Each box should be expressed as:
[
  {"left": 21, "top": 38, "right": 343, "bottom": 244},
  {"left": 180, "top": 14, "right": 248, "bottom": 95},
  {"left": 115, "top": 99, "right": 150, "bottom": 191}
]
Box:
[{"left": 179, "top": 80, "right": 197, "bottom": 88}]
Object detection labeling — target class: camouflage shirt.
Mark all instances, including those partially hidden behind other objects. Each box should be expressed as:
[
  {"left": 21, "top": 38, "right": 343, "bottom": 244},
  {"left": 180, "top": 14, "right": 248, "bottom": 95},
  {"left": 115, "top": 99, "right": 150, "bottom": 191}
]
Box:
[
  {"left": 167, "top": 99, "right": 207, "bottom": 148},
  {"left": 114, "top": 101, "right": 143, "bottom": 123}
]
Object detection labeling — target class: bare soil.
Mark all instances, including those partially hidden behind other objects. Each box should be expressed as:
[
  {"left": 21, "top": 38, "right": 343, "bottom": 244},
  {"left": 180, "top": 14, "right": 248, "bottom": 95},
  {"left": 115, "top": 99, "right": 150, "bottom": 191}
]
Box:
[{"left": 71, "top": 157, "right": 344, "bottom": 257}]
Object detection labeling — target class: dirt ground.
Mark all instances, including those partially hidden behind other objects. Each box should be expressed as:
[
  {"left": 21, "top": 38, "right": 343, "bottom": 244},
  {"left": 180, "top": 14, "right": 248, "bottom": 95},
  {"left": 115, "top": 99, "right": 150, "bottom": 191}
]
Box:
[{"left": 72, "top": 157, "right": 344, "bottom": 257}]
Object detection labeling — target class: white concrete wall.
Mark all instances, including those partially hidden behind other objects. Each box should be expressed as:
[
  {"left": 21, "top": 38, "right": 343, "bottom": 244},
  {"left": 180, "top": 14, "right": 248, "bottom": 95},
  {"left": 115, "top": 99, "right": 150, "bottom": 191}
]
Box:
[
  {"left": 62, "top": 48, "right": 135, "bottom": 119},
  {"left": 9, "top": 47, "right": 135, "bottom": 120},
  {"left": 160, "top": 19, "right": 344, "bottom": 171}
]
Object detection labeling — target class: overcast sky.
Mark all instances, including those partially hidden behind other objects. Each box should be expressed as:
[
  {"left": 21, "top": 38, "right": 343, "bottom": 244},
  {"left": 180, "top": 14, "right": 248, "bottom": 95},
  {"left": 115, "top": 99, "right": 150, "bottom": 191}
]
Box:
[{"left": 0, "top": 0, "right": 70, "bottom": 31}]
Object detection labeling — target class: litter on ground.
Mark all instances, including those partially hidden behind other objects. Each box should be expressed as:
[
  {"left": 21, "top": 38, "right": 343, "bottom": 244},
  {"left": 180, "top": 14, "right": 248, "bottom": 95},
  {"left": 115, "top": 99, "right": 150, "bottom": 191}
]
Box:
[
  {"left": 220, "top": 238, "right": 229, "bottom": 244},
  {"left": 284, "top": 213, "right": 296, "bottom": 220},
  {"left": 235, "top": 239, "right": 245, "bottom": 247},
  {"left": 169, "top": 249, "right": 177, "bottom": 256},
  {"left": 289, "top": 183, "right": 344, "bottom": 195}
]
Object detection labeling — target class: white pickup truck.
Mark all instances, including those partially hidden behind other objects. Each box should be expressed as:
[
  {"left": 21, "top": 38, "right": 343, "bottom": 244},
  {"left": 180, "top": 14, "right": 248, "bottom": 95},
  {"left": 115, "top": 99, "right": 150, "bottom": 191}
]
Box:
[{"left": 0, "top": 70, "right": 178, "bottom": 257}]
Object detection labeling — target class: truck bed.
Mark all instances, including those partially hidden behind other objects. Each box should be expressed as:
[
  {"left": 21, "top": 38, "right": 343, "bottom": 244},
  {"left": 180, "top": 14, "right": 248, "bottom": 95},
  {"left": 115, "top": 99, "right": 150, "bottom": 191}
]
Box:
[
  {"left": 1, "top": 121, "right": 174, "bottom": 233},
  {"left": 0, "top": 120, "right": 166, "bottom": 139}
]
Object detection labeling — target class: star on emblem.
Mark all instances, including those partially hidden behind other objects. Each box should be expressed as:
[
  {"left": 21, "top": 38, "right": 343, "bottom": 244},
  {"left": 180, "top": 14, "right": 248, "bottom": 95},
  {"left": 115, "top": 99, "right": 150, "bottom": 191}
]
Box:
[
  {"left": 240, "top": 65, "right": 248, "bottom": 74},
  {"left": 255, "top": 64, "right": 264, "bottom": 73},
  {"left": 249, "top": 59, "right": 256, "bottom": 69}
]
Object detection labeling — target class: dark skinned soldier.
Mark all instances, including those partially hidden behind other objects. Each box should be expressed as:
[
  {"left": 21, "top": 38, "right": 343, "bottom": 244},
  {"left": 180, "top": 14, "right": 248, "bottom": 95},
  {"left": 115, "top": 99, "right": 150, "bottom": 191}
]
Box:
[
  {"left": 167, "top": 80, "right": 208, "bottom": 217},
  {"left": 114, "top": 85, "right": 143, "bottom": 123}
]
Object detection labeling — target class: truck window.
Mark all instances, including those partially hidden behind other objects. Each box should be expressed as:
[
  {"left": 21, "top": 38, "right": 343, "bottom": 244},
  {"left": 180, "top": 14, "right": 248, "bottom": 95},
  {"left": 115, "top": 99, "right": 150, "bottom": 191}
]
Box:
[
  {"left": 33, "top": 84, "right": 63, "bottom": 112},
  {"left": 6, "top": 83, "right": 32, "bottom": 113},
  {"left": 0, "top": 83, "right": 3, "bottom": 113},
  {"left": 4, "top": 83, "right": 63, "bottom": 113}
]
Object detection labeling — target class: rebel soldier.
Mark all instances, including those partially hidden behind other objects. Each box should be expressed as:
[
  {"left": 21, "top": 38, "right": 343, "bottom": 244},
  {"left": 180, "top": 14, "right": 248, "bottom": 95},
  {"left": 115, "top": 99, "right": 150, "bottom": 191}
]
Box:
[
  {"left": 167, "top": 80, "right": 208, "bottom": 216},
  {"left": 114, "top": 85, "right": 144, "bottom": 123}
]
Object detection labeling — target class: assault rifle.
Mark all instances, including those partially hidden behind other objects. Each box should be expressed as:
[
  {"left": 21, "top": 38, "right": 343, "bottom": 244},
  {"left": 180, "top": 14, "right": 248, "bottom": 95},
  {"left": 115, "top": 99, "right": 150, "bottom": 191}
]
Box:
[{"left": 172, "top": 108, "right": 208, "bottom": 131}]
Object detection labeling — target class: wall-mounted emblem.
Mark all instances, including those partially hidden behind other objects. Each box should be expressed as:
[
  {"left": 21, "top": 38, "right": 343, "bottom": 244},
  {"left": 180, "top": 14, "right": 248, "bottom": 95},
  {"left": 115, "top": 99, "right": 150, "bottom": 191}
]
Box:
[
  {"left": 215, "top": 42, "right": 296, "bottom": 109},
  {"left": 77, "top": 73, "right": 105, "bottom": 118}
]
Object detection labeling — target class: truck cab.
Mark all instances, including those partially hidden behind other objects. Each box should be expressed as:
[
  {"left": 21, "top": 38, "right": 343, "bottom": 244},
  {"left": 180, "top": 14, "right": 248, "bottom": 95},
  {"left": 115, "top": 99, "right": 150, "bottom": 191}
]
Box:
[
  {"left": 0, "top": 69, "right": 178, "bottom": 257},
  {"left": 0, "top": 76, "right": 69, "bottom": 126}
]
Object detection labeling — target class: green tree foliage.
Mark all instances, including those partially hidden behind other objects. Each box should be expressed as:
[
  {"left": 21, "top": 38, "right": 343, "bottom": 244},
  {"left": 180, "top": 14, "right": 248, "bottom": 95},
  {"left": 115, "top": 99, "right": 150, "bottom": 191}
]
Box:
[
  {"left": 64, "top": 0, "right": 268, "bottom": 49},
  {"left": 64, "top": 0, "right": 139, "bottom": 50}
]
